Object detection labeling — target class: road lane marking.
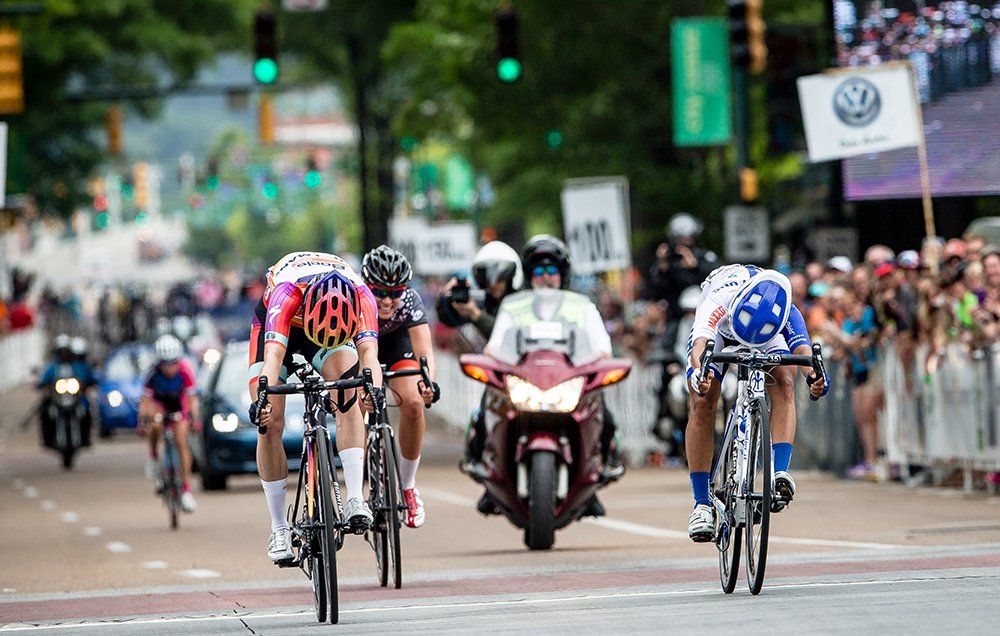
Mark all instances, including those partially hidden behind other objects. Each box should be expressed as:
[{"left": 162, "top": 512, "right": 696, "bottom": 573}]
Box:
[
  {"left": 105, "top": 542, "right": 131, "bottom": 554},
  {"left": 178, "top": 569, "right": 221, "bottom": 579},
  {"left": 82, "top": 527, "right": 102, "bottom": 537},
  {"left": 39, "top": 500, "right": 56, "bottom": 511},
  {"left": 141, "top": 562, "right": 168, "bottom": 570},
  {"left": 424, "top": 486, "right": 904, "bottom": 550},
  {"left": 1, "top": 573, "right": 995, "bottom": 631},
  {"left": 22, "top": 486, "right": 38, "bottom": 499},
  {"left": 59, "top": 512, "right": 79, "bottom": 523},
  {"left": 11, "top": 479, "right": 24, "bottom": 490}
]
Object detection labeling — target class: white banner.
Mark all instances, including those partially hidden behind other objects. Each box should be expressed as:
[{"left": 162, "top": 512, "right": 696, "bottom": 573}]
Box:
[
  {"left": 724, "top": 206, "right": 770, "bottom": 262},
  {"left": 389, "top": 217, "right": 477, "bottom": 276},
  {"left": 797, "top": 63, "right": 920, "bottom": 162},
  {"left": 561, "top": 177, "right": 631, "bottom": 275},
  {"left": 282, "top": 0, "right": 328, "bottom": 11}
]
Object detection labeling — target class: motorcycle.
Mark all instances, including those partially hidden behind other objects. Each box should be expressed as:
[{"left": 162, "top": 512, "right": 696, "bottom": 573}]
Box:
[
  {"left": 459, "top": 299, "right": 632, "bottom": 550},
  {"left": 43, "top": 365, "right": 90, "bottom": 470}
]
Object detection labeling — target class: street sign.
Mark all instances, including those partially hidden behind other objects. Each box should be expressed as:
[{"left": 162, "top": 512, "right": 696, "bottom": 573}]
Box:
[
  {"left": 808, "top": 227, "right": 858, "bottom": 262},
  {"left": 797, "top": 63, "right": 920, "bottom": 162},
  {"left": 671, "top": 18, "right": 732, "bottom": 146},
  {"left": 389, "top": 217, "right": 477, "bottom": 276},
  {"left": 282, "top": 0, "right": 328, "bottom": 10},
  {"left": 724, "top": 205, "right": 769, "bottom": 262},
  {"left": 561, "top": 177, "right": 631, "bottom": 275}
]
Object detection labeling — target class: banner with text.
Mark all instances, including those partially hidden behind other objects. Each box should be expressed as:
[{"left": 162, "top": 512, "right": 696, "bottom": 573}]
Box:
[
  {"left": 671, "top": 18, "right": 732, "bottom": 147},
  {"left": 561, "top": 178, "right": 631, "bottom": 275},
  {"left": 389, "top": 217, "right": 477, "bottom": 276},
  {"left": 797, "top": 63, "right": 920, "bottom": 162}
]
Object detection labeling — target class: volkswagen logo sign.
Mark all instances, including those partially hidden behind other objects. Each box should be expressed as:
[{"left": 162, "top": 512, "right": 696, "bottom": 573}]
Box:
[{"left": 832, "top": 77, "right": 881, "bottom": 127}]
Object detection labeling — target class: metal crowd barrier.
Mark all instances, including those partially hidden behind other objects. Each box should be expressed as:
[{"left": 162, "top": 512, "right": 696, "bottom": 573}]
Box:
[
  {"left": 790, "top": 357, "right": 860, "bottom": 474},
  {"left": 881, "top": 342, "right": 1000, "bottom": 485},
  {"left": 0, "top": 327, "right": 45, "bottom": 391}
]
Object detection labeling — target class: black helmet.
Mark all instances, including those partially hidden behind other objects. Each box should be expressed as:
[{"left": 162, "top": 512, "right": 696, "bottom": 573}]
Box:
[
  {"left": 521, "top": 234, "right": 571, "bottom": 289},
  {"left": 362, "top": 245, "right": 413, "bottom": 287}
]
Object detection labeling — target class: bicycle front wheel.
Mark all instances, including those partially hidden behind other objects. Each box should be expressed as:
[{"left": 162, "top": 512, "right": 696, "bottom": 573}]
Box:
[
  {"left": 380, "top": 426, "right": 403, "bottom": 590},
  {"left": 367, "top": 429, "right": 389, "bottom": 587},
  {"left": 315, "top": 430, "right": 340, "bottom": 623},
  {"left": 744, "top": 399, "right": 771, "bottom": 595}
]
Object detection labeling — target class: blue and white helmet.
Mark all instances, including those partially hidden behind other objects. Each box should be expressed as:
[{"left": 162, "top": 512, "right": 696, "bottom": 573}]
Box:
[{"left": 727, "top": 269, "right": 792, "bottom": 347}]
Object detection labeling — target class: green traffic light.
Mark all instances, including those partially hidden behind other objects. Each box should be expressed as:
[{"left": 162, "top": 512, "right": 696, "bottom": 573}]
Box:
[
  {"left": 206, "top": 176, "right": 220, "bottom": 191},
  {"left": 262, "top": 182, "right": 279, "bottom": 199},
  {"left": 254, "top": 58, "right": 279, "bottom": 84},
  {"left": 304, "top": 170, "right": 322, "bottom": 189},
  {"left": 496, "top": 57, "right": 522, "bottom": 82},
  {"left": 546, "top": 130, "right": 564, "bottom": 149}
]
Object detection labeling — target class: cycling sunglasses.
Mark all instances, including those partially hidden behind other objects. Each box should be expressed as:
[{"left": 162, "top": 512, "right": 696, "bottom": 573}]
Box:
[
  {"left": 532, "top": 265, "right": 560, "bottom": 277},
  {"left": 371, "top": 286, "right": 407, "bottom": 299}
]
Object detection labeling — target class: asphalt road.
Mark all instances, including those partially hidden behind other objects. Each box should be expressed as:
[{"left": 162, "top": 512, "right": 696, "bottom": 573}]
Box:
[{"left": 2, "top": 389, "right": 1000, "bottom": 634}]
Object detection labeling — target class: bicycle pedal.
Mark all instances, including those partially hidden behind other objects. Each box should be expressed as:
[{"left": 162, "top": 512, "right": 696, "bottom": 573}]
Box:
[
  {"left": 273, "top": 557, "right": 297, "bottom": 568},
  {"left": 690, "top": 531, "right": 714, "bottom": 543}
]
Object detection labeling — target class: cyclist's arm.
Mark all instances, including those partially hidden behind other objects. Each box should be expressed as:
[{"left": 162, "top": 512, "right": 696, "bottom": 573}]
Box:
[
  {"left": 355, "top": 286, "right": 383, "bottom": 389},
  {"left": 689, "top": 337, "right": 710, "bottom": 374},
  {"left": 784, "top": 304, "right": 815, "bottom": 378},
  {"left": 408, "top": 322, "right": 436, "bottom": 381}
]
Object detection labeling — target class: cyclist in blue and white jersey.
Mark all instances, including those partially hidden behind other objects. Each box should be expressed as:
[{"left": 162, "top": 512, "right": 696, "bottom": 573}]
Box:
[{"left": 685, "top": 265, "right": 829, "bottom": 542}]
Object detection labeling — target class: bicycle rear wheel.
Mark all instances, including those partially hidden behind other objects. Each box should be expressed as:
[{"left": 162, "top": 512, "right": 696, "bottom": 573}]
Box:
[
  {"left": 367, "top": 429, "right": 389, "bottom": 587},
  {"left": 315, "top": 430, "right": 340, "bottom": 623},
  {"left": 744, "top": 400, "right": 771, "bottom": 595},
  {"left": 381, "top": 426, "right": 403, "bottom": 589},
  {"left": 714, "top": 412, "right": 741, "bottom": 594}
]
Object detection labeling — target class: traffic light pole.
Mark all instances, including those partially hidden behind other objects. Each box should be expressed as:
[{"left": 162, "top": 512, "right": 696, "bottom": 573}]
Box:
[{"left": 733, "top": 66, "right": 750, "bottom": 179}]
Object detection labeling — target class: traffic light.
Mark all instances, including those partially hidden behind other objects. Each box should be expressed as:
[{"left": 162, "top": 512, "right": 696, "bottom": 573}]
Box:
[
  {"left": 133, "top": 162, "right": 149, "bottom": 209},
  {"left": 304, "top": 154, "right": 321, "bottom": 189},
  {"left": 739, "top": 167, "right": 759, "bottom": 203},
  {"left": 0, "top": 27, "right": 24, "bottom": 115},
  {"left": 253, "top": 11, "right": 279, "bottom": 84},
  {"left": 727, "top": 0, "right": 767, "bottom": 74},
  {"left": 105, "top": 106, "right": 123, "bottom": 156},
  {"left": 206, "top": 157, "right": 220, "bottom": 191},
  {"left": 259, "top": 93, "right": 275, "bottom": 146},
  {"left": 495, "top": 8, "right": 521, "bottom": 82}
]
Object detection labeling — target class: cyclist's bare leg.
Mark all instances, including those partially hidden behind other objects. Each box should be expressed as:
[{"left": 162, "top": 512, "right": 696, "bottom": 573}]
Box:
[
  {"left": 685, "top": 379, "right": 723, "bottom": 473},
  {"left": 321, "top": 348, "right": 364, "bottom": 450},
  {"left": 254, "top": 387, "right": 288, "bottom": 482},
  {"left": 173, "top": 418, "right": 193, "bottom": 487},
  {"left": 767, "top": 365, "right": 797, "bottom": 445},
  {"left": 389, "top": 374, "right": 424, "bottom": 461}
]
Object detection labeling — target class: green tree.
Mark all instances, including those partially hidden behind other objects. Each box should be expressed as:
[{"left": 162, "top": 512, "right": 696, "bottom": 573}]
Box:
[{"left": 9, "top": 0, "right": 255, "bottom": 217}]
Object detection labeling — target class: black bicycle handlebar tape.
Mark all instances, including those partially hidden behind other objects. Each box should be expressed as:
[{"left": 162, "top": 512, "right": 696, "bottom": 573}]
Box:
[
  {"left": 362, "top": 367, "right": 374, "bottom": 396},
  {"left": 255, "top": 376, "right": 269, "bottom": 435},
  {"left": 417, "top": 355, "right": 439, "bottom": 406},
  {"left": 807, "top": 342, "right": 827, "bottom": 402},
  {"left": 697, "top": 339, "right": 715, "bottom": 385}
]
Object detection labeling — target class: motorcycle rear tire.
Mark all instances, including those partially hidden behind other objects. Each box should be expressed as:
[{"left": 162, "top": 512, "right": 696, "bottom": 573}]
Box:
[
  {"left": 61, "top": 447, "right": 75, "bottom": 470},
  {"left": 524, "top": 452, "right": 557, "bottom": 551}
]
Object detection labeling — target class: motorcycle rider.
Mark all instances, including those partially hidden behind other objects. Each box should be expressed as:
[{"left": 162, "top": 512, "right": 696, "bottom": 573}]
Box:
[
  {"left": 37, "top": 334, "right": 98, "bottom": 449},
  {"left": 442, "top": 242, "right": 524, "bottom": 469},
  {"left": 485, "top": 235, "right": 620, "bottom": 517},
  {"left": 140, "top": 334, "right": 201, "bottom": 513},
  {"left": 685, "top": 265, "right": 829, "bottom": 541},
  {"left": 360, "top": 245, "right": 441, "bottom": 528}
]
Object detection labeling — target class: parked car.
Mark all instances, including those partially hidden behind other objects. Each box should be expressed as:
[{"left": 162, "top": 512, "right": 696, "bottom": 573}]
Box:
[
  {"left": 97, "top": 343, "right": 156, "bottom": 437},
  {"left": 197, "top": 340, "right": 313, "bottom": 491}
]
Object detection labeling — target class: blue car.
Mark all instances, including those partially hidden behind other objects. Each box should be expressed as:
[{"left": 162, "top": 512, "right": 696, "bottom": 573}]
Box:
[
  {"left": 197, "top": 341, "right": 315, "bottom": 491},
  {"left": 97, "top": 343, "right": 157, "bottom": 437}
]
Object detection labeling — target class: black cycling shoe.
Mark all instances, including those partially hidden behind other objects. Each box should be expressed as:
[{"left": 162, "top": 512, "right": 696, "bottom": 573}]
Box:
[{"left": 583, "top": 495, "right": 606, "bottom": 518}]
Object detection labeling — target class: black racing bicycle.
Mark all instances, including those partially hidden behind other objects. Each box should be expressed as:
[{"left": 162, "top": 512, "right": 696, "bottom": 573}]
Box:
[
  {"left": 699, "top": 341, "right": 826, "bottom": 595},
  {"left": 254, "top": 362, "right": 375, "bottom": 625},
  {"left": 366, "top": 356, "right": 436, "bottom": 590}
]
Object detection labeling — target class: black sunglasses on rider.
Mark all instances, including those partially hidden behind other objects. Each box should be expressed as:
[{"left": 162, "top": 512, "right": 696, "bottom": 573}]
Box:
[
  {"left": 532, "top": 265, "right": 560, "bottom": 277},
  {"left": 371, "top": 286, "right": 407, "bottom": 299}
]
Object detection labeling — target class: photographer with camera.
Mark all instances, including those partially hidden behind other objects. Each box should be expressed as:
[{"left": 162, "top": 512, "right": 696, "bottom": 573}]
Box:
[{"left": 435, "top": 241, "right": 524, "bottom": 341}]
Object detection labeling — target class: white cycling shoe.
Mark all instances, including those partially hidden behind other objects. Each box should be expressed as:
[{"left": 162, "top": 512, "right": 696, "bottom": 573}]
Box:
[
  {"left": 180, "top": 491, "right": 197, "bottom": 513},
  {"left": 772, "top": 471, "right": 796, "bottom": 512},
  {"left": 344, "top": 497, "right": 374, "bottom": 530},
  {"left": 688, "top": 503, "right": 715, "bottom": 543},
  {"left": 267, "top": 528, "right": 294, "bottom": 562},
  {"left": 144, "top": 458, "right": 159, "bottom": 481}
]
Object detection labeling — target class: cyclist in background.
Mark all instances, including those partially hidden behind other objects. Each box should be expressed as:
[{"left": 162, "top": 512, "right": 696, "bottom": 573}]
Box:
[
  {"left": 139, "top": 334, "right": 201, "bottom": 513},
  {"left": 361, "top": 246, "right": 441, "bottom": 528},
  {"left": 249, "top": 252, "right": 384, "bottom": 563},
  {"left": 685, "top": 265, "right": 828, "bottom": 542}
]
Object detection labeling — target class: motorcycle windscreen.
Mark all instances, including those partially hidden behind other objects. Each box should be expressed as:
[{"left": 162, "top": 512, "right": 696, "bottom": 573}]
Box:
[{"left": 491, "top": 290, "right": 601, "bottom": 367}]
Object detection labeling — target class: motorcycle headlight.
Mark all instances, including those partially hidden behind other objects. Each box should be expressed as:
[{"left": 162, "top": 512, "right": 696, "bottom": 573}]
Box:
[
  {"left": 55, "top": 379, "right": 66, "bottom": 394},
  {"left": 107, "top": 390, "right": 124, "bottom": 408},
  {"left": 65, "top": 378, "right": 80, "bottom": 395},
  {"left": 211, "top": 413, "right": 240, "bottom": 433},
  {"left": 505, "top": 376, "right": 584, "bottom": 413}
]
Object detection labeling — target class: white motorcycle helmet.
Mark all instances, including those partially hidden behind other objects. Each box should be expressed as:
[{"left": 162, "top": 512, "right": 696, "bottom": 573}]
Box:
[{"left": 472, "top": 241, "right": 524, "bottom": 292}]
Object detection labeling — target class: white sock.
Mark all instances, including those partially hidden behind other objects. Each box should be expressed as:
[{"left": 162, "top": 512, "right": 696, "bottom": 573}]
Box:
[
  {"left": 400, "top": 455, "right": 420, "bottom": 490},
  {"left": 339, "top": 447, "right": 365, "bottom": 502},
  {"left": 261, "top": 478, "right": 288, "bottom": 532}
]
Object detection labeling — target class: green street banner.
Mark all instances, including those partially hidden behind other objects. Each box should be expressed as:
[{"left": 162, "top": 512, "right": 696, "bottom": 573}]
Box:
[{"left": 671, "top": 18, "right": 732, "bottom": 146}]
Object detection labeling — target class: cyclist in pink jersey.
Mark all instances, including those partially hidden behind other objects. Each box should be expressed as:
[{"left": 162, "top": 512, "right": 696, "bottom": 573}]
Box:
[{"left": 248, "top": 251, "right": 384, "bottom": 563}]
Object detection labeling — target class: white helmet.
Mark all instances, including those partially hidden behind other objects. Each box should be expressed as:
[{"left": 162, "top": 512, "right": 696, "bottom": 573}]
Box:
[
  {"left": 727, "top": 269, "right": 792, "bottom": 347},
  {"left": 471, "top": 241, "right": 524, "bottom": 291},
  {"left": 678, "top": 286, "right": 701, "bottom": 312},
  {"left": 155, "top": 334, "right": 183, "bottom": 363},
  {"left": 667, "top": 213, "right": 703, "bottom": 240}
]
